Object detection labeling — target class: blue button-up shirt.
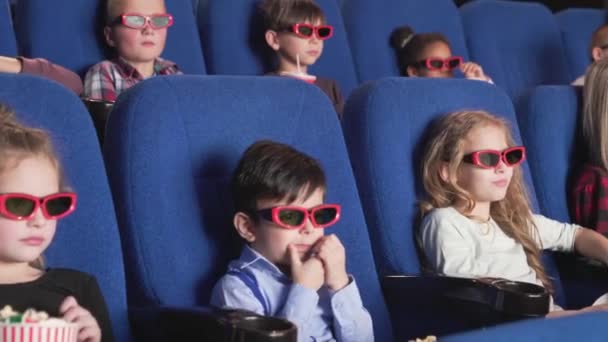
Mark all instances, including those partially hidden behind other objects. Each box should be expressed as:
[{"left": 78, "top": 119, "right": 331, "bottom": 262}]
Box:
[{"left": 210, "top": 245, "right": 374, "bottom": 342}]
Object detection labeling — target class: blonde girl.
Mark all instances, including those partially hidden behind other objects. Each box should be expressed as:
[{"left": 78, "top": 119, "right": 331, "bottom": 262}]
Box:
[
  {"left": 419, "top": 110, "right": 608, "bottom": 316},
  {"left": 0, "top": 104, "right": 112, "bottom": 341}
]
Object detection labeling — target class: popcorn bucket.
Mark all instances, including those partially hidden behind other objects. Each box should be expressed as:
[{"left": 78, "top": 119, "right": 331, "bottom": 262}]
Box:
[{"left": 0, "top": 323, "right": 79, "bottom": 342}]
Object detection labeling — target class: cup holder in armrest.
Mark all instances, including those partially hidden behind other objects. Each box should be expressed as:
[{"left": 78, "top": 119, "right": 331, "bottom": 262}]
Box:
[
  {"left": 381, "top": 275, "right": 550, "bottom": 340},
  {"left": 129, "top": 306, "right": 297, "bottom": 342},
  {"left": 474, "top": 278, "right": 550, "bottom": 317},
  {"left": 218, "top": 309, "right": 297, "bottom": 341},
  {"left": 81, "top": 98, "right": 114, "bottom": 144}
]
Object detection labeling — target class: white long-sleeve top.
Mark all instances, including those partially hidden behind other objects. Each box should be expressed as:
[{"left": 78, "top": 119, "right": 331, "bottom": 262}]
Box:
[{"left": 420, "top": 207, "right": 580, "bottom": 287}]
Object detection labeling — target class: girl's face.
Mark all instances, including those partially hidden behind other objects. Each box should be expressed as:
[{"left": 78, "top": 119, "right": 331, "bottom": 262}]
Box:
[
  {"left": 271, "top": 18, "right": 325, "bottom": 70},
  {"left": 409, "top": 41, "right": 454, "bottom": 78},
  {"left": 0, "top": 156, "right": 59, "bottom": 265},
  {"left": 456, "top": 124, "right": 513, "bottom": 205}
]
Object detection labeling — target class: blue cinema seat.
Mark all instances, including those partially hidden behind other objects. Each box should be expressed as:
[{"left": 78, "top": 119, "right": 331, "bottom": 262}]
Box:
[
  {"left": 555, "top": 9, "right": 606, "bottom": 84},
  {"left": 442, "top": 311, "right": 608, "bottom": 342},
  {"left": 0, "top": 0, "right": 17, "bottom": 56},
  {"left": 341, "top": 77, "right": 577, "bottom": 338},
  {"left": 15, "top": 0, "right": 206, "bottom": 76},
  {"left": 460, "top": 0, "right": 571, "bottom": 99},
  {"left": 516, "top": 85, "right": 608, "bottom": 309},
  {"left": 197, "top": 0, "right": 358, "bottom": 96},
  {"left": 103, "top": 75, "right": 394, "bottom": 341},
  {"left": 341, "top": 0, "right": 469, "bottom": 82},
  {"left": 0, "top": 74, "right": 132, "bottom": 341}
]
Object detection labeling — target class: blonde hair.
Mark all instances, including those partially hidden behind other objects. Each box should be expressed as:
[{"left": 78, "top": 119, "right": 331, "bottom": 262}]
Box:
[
  {"left": 0, "top": 104, "right": 64, "bottom": 269},
  {"left": 419, "top": 110, "right": 553, "bottom": 293},
  {"left": 582, "top": 58, "right": 608, "bottom": 171}
]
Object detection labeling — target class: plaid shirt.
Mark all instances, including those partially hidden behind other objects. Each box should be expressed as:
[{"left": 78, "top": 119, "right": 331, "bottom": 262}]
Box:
[
  {"left": 571, "top": 164, "right": 608, "bottom": 235},
  {"left": 83, "top": 57, "right": 181, "bottom": 102}
]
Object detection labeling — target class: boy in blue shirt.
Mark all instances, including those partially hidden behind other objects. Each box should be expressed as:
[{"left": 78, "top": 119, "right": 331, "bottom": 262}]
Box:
[{"left": 211, "top": 140, "right": 373, "bottom": 342}]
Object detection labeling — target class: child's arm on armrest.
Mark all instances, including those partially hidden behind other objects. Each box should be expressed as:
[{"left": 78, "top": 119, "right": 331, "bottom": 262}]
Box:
[
  {"left": 574, "top": 227, "right": 608, "bottom": 265},
  {"left": 17, "top": 57, "right": 83, "bottom": 95}
]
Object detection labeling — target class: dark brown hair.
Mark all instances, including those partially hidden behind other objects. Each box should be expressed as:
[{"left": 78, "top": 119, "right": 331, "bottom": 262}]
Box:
[
  {"left": 232, "top": 140, "right": 326, "bottom": 221},
  {"left": 259, "top": 0, "right": 327, "bottom": 32},
  {"left": 390, "top": 26, "right": 451, "bottom": 76}
]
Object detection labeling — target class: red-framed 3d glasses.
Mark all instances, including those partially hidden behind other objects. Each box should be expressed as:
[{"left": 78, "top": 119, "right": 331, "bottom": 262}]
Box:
[
  {"left": 113, "top": 13, "right": 174, "bottom": 29},
  {"left": 413, "top": 56, "right": 463, "bottom": 71},
  {"left": 291, "top": 23, "right": 334, "bottom": 40},
  {"left": 256, "top": 204, "right": 341, "bottom": 230},
  {"left": 0, "top": 192, "right": 77, "bottom": 221},
  {"left": 462, "top": 146, "right": 526, "bottom": 169}
]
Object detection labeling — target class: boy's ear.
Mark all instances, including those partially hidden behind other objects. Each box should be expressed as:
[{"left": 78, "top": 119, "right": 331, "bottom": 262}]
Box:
[
  {"left": 234, "top": 212, "right": 256, "bottom": 243},
  {"left": 104, "top": 26, "right": 116, "bottom": 48},
  {"left": 592, "top": 46, "right": 605, "bottom": 62},
  {"left": 264, "top": 30, "right": 280, "bottom": 51},
  {"left": 406, "top": 66, "right": 419, "bottom": 77}
]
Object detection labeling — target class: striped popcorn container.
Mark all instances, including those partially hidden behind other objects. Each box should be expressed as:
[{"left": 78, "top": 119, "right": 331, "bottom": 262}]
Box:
[{"left": 0, "top": 322, "right": 78, "bottom": 342}]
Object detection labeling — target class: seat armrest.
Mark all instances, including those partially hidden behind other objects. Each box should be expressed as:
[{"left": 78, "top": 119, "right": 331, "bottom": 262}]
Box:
[
  {"left": 129, "top": 305, "right": 297, "bottom": 342},
  {"left": 381, "top": 275, "right": 549, "bottom": 340},
  {"left": 555, "top": 253, "right": 608, "bottom": 309}
]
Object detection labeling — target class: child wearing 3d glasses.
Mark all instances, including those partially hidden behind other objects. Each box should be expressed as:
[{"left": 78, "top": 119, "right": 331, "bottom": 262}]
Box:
[
  {"left": 259, "top": 0, "right": 344, "bottom": 118},
  {"left": 211, "top": 140, "right": 373, "bottom": 342},
  {"left": 390, "top": 26, "right": 492, "bottom": 83},
  {"left": 418, "top": 110, "right": 608, "bottom": 316},
  {"left": 83, "top": 0, "right": 182, "bottom": 102},
  {"left": 0, "top": 104, "right": 113, "bottom": 341}
]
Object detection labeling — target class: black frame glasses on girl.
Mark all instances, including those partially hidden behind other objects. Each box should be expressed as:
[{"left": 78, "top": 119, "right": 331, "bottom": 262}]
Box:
[{"left": 462, "top": 146, "right": 526, "bottom": 169}]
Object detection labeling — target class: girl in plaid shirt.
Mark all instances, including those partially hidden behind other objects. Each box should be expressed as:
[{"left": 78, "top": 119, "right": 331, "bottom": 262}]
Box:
[{"left": 572, "top": 58, "right": 608, "bottom": 235}]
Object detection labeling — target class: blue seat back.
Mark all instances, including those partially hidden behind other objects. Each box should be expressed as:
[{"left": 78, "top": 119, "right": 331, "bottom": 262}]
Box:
[
  {"left": 516, "top": 86, "right": 581, "bottom": 223},
  {"left": 442, "top": 311, "right": 608, "bottom": 342},
  {"left": 103, "top": 75, "right": 393, "bottom": 341},
  {"left": 556, "top": 9, "right": 606, "bottom": 82},
  {"left": 0, "top": 74, "right": 132, "bottom": 341},
  {"left": 15, "top": 0, "right": 206, "bottom": 76},
  {"left": 0, "top": 0, "right": 17, "bottom": 56},
  {"left": 460, "top": 0, "right": 570, "bottom": 99},
  {"left": 198, "top": 0, "right": 358, "bottom": 96},
  {"left": 515, "top": 85, "right": 608, "bottom": 308},
  {"left": 341, "top": 0, "right": 469, "bottom": 82}
]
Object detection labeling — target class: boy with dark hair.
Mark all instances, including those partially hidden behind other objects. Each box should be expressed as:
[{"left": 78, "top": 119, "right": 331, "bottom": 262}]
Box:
[
  {"left": 211, "top": 140, "right": 373, "bottom": 342},
  {"left": 259, "top": 0, "right": 344, "bottom": 118}
]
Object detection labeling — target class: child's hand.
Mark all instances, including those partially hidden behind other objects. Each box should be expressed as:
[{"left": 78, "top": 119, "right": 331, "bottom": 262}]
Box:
[
  {"left": 311, "top": 234, "right": 349, "bottom": 291},
  {"left": 460, "top": 62, "right": 489, "bottom": 81},
  {"left": 583, "top": 303, "right": 608, "bottom": 313},
  {"left": 60, "top": 296, "right": 101, "bottom": 342},
  {"left": 288, "top": 244, "right": 325, "bottom": 291}
]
